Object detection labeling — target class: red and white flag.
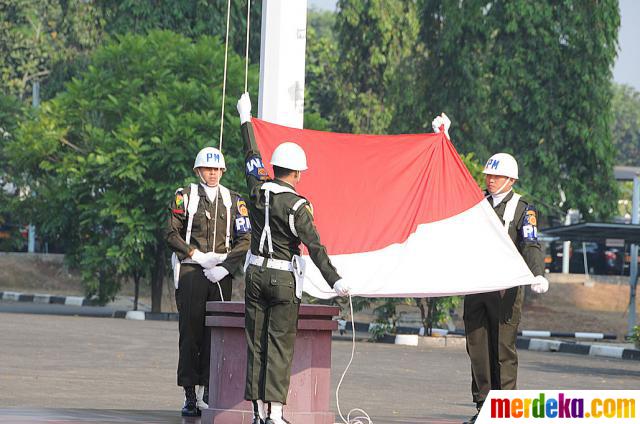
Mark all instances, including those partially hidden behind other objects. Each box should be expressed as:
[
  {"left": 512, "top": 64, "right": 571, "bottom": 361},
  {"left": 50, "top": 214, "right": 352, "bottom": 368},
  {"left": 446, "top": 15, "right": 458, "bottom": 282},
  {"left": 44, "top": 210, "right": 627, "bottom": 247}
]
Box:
[{"left": 251, "top": 118, "right": 536, "bottom": 299}]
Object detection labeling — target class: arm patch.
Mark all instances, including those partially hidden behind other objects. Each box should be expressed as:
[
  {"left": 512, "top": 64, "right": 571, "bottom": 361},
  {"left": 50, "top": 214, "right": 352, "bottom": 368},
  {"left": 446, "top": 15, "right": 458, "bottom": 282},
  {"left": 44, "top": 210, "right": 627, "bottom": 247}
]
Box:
[
  {"left": 245, "top": 155, "right": 269, "bottom": 180},
  {"left": 235, "top": 217, "right": 251, "bottom": 234},
  {"left": 521, "top": 206, "right": 538, "bottom": 241},
  {"left": 237, "top": 198, "right": 249, "bottom": 217}
]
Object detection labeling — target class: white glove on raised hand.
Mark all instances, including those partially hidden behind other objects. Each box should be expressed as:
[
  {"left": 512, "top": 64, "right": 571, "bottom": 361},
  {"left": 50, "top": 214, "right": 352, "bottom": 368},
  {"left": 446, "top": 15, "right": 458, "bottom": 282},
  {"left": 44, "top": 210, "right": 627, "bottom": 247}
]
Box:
[
  {"left": 191, "top": 250, "right": 222, "bottom": 269},
  {"left": 431, "top": 112, "right": 451, "bottom": 139},
  {"left": 333, "top": 279, "right": 350, "bottom": 297},
  {"left": 204, "top": 266, "right": 229, "bottom": 283},
  {"left": 237, "top": 92, "right": 252, "bottom": 124},
  {"left": 531, "top": 275, "right": 549, "bottom": 294}
]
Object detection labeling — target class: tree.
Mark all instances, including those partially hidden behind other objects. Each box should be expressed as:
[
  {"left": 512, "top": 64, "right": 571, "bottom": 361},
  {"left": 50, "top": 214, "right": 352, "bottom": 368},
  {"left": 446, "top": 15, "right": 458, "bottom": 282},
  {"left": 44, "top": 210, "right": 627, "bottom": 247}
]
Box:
[
  {"left": 0, "top": 93, "right": 27, "bottom": 251},
  {"left": 305, "top": 11, "right": 340, "bottom": 130},
  {"left": 611, "top": 83, "right": 640, "bottom": 167},
  {"left": 417, "top": 0, "right": 620, "bottom": 221},
  {"left": 0, "top": 0, "right": 105, "bottom": 100},
  {"left": 334, "top": 0, "right": 420, "bottom": 134},
  {"left": 96, "top": 0, "right": 262, "bottom": 64},
  {"left": 5, "top": 30, "right": 257, "bottom": 310},
  {"left": 485, "top": 0, "right": 619, "bottom": 221}
]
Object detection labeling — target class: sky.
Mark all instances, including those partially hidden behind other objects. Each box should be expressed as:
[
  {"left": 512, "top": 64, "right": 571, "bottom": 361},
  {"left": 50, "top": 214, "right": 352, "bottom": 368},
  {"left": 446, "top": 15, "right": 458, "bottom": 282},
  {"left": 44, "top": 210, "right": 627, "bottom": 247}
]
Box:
[
  {"left": 308, "top": 0, "right": 639, "bottom": 91},
  {"left": 614, "top": 0, "right": 640, "bottom": 91}
]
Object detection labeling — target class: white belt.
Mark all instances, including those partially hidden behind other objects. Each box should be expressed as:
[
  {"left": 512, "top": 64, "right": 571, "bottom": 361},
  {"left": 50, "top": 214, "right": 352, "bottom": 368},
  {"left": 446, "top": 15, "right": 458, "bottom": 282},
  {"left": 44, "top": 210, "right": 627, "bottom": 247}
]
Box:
[
  {"left": 248, "top": 253, "right": 294, "bottom": 272},
  {"left": 181, "top": 258, "right": 198, "bottom": 265}
]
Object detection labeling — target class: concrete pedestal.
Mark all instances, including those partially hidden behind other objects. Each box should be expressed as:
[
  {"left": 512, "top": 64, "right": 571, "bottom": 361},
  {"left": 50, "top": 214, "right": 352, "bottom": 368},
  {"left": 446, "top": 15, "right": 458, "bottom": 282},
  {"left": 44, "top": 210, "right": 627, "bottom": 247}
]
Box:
[{"left": 202, "top": 301, "right": 339, "bottom": 424}]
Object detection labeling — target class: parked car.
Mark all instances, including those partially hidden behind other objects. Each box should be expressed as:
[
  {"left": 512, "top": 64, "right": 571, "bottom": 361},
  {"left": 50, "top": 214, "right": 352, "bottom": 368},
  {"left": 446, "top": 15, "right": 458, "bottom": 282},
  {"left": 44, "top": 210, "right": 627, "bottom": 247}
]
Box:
[{"left": 547, "top": 241, "right": 628, "bottom": 275}]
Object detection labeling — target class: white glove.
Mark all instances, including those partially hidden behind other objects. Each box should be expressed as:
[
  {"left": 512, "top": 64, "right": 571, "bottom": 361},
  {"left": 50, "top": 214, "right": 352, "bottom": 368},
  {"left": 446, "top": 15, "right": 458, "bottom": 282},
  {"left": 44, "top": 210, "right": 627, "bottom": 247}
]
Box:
[
  {"left": 237, "top": 92, "right": 252, "bottom": 124},
  {"left": 531, "top": 275, "right": 549, "bottom": 294},
  {"left": 191, "top": 250, "right": 222, "bottom": 269},
  {"left": 204, "top": 266, "right": 229, "bottom": 283},
  {"left": 431, "top": 112, "right": 451, "bottom": 139},
  {"left": 333, "top": 279, "right": 350, "bottom": 297}
]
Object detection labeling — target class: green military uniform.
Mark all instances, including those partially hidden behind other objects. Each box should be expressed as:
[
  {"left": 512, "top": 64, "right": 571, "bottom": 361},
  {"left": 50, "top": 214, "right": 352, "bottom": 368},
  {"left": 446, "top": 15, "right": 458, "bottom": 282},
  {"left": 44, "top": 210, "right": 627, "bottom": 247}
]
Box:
[
  {"left": 464, "top": 191, "right": 544, "bottom": 407},
  {"left": 241, "top": 121, "right": 340, "bottom": 403},
  {"left": 166, "top": 183, "right": 251, "bottom": 387}
]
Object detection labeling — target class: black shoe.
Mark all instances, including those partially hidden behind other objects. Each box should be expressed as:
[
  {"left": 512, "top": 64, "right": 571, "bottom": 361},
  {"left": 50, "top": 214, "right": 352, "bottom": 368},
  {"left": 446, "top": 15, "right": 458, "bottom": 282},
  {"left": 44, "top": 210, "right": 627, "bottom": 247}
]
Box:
[
  {"left": 264, "top": 418, "right": 291, "bottom": 424},
  {"left": 462, "top": 412, "right": 478, "bottom": 424},
  {"left": 203, "top": 386, "right": 209, "bottom": 405},
  {"left": 463, "top": 405, "right": 482, "bottom": 424},
  {"left": 252, "top": 417, "right": 264, "bottom": 424},
  {"left": 181, "top": 386, "right": 200, "bottom": 417}
]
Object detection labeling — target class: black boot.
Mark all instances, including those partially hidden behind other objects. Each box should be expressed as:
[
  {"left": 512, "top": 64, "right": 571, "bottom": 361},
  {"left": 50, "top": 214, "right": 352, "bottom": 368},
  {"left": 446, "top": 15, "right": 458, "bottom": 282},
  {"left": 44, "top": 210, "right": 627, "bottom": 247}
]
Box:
[
  {"left": 264, "top": 418, "right": 291, "bottom": 424},
  {"left": 181, "top": 386, "right": 200, "bottom": 417}
]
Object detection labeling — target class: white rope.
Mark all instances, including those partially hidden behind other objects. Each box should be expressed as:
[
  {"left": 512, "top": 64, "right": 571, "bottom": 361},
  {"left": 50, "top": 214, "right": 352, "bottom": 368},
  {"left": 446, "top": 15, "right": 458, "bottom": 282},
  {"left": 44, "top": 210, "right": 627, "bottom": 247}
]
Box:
[
  {"left": 218, "top": 0, "right": 232, "bottom": 151},
  {"left": 216, "top": 281, "right": 224, "bottom": 302},
  {"left": 335, "top": 294, "right": 373, "bottom": 424},
  {"left": 244, "top": 0, "right": 251, "bottom": 93},
  {"left": 202, "top": 176, "right": 224, "bottom": 302}
]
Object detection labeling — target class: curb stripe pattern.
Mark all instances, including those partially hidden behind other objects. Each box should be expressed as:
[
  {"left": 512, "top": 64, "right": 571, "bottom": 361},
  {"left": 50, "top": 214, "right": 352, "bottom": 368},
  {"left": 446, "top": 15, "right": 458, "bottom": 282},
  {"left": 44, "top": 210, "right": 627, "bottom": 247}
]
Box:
[{"left": 0, "top": 291, "right": 90, "bottom": 306}]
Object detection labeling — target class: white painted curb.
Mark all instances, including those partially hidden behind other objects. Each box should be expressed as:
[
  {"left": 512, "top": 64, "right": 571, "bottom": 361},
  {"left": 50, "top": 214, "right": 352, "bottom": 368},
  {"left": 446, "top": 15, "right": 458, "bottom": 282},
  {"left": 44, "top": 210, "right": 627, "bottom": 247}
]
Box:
[
  {"left": 65, "top": 296, "right": 84, "bottom": 306},
  {"left": 395, "top": 334, "right": 419, "bottom": 346},
  {"left": 125, "top": 311, "right": 146, "bottom": 321},
  {"left": 2, "top": 291, "right": 20, "bottom": 301},
  {"left": 589, "top": 345, "right": 624, "bottom": 359}
]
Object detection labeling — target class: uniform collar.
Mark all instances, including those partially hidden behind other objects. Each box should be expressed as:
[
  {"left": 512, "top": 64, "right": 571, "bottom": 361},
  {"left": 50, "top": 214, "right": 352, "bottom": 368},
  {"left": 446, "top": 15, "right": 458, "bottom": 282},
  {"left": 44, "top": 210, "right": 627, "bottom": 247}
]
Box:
[
  {"left": 273, "top": 179, "right": 296, "bottom": 190},
  {"left": 198, "top": 183, "right": 220, "bottom": 203},
  {"left": 487, "top": 190, "right": 514, "bottom": 208}
]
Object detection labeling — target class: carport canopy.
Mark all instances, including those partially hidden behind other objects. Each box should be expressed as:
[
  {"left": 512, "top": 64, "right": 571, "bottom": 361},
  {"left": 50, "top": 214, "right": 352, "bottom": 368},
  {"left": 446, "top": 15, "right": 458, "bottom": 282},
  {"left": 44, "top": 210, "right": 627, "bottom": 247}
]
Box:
[{"left": 542, "top": 222, "right": 640, "bottom": 244}]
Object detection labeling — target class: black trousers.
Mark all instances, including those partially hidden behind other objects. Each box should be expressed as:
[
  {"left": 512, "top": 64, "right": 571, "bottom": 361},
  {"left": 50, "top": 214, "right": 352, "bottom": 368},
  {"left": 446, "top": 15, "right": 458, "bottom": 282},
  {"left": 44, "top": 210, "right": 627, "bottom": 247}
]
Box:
[
  {"left": 176, "top": 264, "right": 232, "bottom": 387},
  {"left": 463, "top": 286, "right": 523, "bottom": 405}
]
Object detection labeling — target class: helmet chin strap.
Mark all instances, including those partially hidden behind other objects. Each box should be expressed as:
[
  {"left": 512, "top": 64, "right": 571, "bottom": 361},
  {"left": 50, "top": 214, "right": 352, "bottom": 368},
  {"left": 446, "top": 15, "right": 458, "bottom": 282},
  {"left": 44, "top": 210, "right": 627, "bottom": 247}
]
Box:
[
  {"left": 197, "top": 169, "right": 219, "bottom": 187},
  {"left": 485, "top": 177, "right": 511, "bottom": 198}
]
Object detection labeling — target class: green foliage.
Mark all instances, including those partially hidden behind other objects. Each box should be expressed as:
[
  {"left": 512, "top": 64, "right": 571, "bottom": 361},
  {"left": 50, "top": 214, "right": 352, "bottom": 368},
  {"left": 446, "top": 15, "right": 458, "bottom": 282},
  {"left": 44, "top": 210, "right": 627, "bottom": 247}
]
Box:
[
  {"left": 416, "top": 0, "right": 620, "bottom": 221},
  {"left": 0, "top": 0, "right": 105, "bottom": 100},
  {"left": 97, "top": 0, "right": 262, "bottom": 63},
  {"left": 0, "top": 93, "right": 27, "bottom": 251},
  {"left": 305, "top": 20, "right": 340, "bottom": 129},
  {"left": 1, "top": 1, "right": 263, "bottom": 105},
  {"left": 611, "top": 83, "right": 640, "bottom": 166},
  {"left": 333, "top": 0, "right": 419, "bottom": 134},
  {"left": 4, "top": 30, "right": 258, "bottom": 307},
  {"left": 416, "top": 296, "right": 460, "bottom": 333}
]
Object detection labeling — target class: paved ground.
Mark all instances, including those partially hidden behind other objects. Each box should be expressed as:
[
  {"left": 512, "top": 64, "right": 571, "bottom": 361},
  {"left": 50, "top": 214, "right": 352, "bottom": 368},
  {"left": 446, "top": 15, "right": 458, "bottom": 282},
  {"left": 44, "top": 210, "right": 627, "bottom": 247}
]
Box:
[{"left": 1, "top": 313, "right": 639, "bottom": 424}]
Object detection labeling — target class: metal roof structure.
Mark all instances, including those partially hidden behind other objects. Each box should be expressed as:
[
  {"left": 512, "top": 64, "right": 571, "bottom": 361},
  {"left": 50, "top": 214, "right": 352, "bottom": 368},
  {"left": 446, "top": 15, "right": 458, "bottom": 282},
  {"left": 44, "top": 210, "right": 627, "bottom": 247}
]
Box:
[{"left": 542, "top": 222, "right": 640, "bottom": 243}]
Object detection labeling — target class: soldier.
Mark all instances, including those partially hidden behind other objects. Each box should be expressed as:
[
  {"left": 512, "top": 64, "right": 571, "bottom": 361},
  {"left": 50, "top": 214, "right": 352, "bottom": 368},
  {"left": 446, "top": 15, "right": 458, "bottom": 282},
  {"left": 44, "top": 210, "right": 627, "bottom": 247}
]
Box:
[
  {"left": 237, "top": 93, "right": 349, "bottom": 424},
  {"left": 461, "top": 152, "right": 549, "bottom": 424},
  {"left": 166, "top": 147, "right": 251, "bottom": 417}
]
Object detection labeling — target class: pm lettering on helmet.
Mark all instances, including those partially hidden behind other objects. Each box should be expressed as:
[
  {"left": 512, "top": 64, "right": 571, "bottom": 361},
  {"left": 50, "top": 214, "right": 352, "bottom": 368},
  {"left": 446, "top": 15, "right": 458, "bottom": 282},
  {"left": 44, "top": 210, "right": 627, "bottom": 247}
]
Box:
[
  {"left": 486, "top": 159, "right": 500, "bottom": 170},
  {"left": 207, "top": 152, "right": 221, "bottom": 163}
]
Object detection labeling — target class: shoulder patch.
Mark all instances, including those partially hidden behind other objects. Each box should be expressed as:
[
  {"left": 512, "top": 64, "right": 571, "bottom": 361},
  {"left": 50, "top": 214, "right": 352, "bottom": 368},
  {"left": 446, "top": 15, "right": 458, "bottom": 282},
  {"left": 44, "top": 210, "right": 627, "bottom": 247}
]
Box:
[
  {"left": 175, "top": 193, "right": 184, "bottom": 208},
  {"left": 305, "top": 203, "right": 314, "bottom": 217},
  {"left": 521, "top": 205, "right": 538, "bottom": 241},
  {"left": 246, "top": 155, "right": 270, "bottom": 181},
  {"left": 237, "top": 198, "right": 249, "bottom": 217}
]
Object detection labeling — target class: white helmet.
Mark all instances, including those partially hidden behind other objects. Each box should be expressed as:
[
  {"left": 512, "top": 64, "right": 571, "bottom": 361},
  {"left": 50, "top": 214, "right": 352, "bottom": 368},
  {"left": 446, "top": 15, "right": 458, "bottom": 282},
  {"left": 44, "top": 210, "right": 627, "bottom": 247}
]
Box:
[
  {"left": 193, "top": 147, "right": 225, "bottom": 170},
  {"left": 270, "top": 142, "right": 308, "bottom": 171},
  {"left": 482, "top": 152, "right": 518, "bottom": 179}
]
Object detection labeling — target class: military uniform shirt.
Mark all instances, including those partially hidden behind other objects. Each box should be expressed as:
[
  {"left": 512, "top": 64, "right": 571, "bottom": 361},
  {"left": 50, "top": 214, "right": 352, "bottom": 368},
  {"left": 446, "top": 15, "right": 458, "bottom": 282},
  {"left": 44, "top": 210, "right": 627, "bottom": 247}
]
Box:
[
  {"left": 166, "top": 183, "right": 251, "bottom": 274},
  {"left": 241, "top": 121, "right": 340, "bottom": 287}
]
